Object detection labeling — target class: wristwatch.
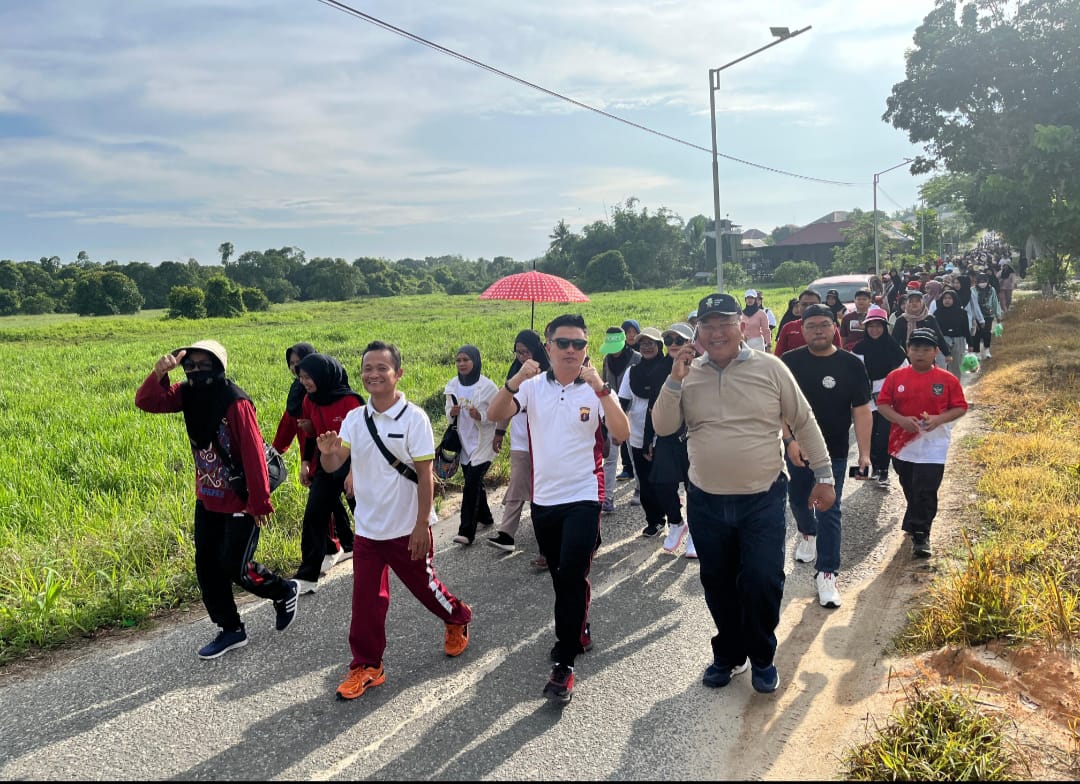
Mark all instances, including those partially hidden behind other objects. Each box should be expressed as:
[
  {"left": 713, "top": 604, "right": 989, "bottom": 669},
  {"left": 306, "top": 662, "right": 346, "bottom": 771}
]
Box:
[
  {"left": 815, "top": 477, "right": 836, "bottom": 485},
  {"left": 783, "top": 435, "right": 795, "bottom": 446},
  {"left": 596, "top": 382, "right": 613, "bottom": 398}
]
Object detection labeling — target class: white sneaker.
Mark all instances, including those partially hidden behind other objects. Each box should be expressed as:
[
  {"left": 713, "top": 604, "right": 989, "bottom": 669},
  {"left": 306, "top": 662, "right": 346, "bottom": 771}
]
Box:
[
  {"left": 984, "top": 348, "right": 991, "bottom": 358},
  {"left": 684, "top": 533, "right": 697, "bottom": 559},
  {"left": 293, "top": 578, "right": 319, "bottom": 595},
  {"left": 794, "top": 534, "right": 817, "bottom": 563},
  {"left": 816, "top": 571, "right": 841, "bottom": 608},
  {"left": 663, "top": 523, "right": 688, "bottom": 553}
]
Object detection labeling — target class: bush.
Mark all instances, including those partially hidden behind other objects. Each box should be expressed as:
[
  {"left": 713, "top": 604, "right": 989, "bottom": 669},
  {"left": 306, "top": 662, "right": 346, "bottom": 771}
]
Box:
[
  {"left": 0, "top": 289, "right": 20, "bottom": 315},
  {"left": 241, "top": 287, "right": 270, "bottom": 312},
  {"left": 583, "top": 250, "right": 633, "bottom": 292},
  {"left": 204, "top": 275, "right": 245, "bottom": 318},
  {"left": 72, "top": 271, "right": 143, "bottom": 316},
  {"left": 21, "top": 293, "right": 56, "bottom": 315},
  {"left": 772, "top": 260, "right": 820, "bottom": 293},
  {"left": 167, "top": 286, "right": 207, "bottom": 319}
]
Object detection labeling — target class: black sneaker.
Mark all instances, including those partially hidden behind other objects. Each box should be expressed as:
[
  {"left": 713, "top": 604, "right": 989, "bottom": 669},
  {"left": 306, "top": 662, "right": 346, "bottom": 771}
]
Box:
[
  {"left": 912, "top": 535, "right": 932, "bottom": 559},
  {"left": 274, "top": 580, "right": 299, "bottom": 631},
  {"left": 486, "top": 531, "right": 516, "bottom": 552},
  {"left": 702, "top": 657, "right": 750, "bottom": 688},
  {"left": 550, "top": 623, "right": 593, "bottom": 662},
  {"left": 543, "top": 663, "right": 575, "bottom": 704},
  {"left": 641, "top": 523, "right": 664, "bottom": 538},
  {"left": 197, "top": 625, "right": 248, "bottom": 659}
]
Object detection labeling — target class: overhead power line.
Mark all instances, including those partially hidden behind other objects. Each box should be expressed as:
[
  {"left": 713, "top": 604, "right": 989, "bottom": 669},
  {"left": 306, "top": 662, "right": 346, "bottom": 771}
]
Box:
[{"left": 313, "top": 0, "right": 859, "bottom": 187}]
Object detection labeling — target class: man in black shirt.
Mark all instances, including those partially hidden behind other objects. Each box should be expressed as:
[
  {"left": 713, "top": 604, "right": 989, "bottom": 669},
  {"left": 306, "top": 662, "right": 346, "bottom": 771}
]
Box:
[{"left": 780, "top": 304, "right": 872, "bottom": 609}]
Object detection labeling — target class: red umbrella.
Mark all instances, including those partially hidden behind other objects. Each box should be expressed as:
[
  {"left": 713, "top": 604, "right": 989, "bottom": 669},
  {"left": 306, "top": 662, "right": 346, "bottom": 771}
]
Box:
[{"left": 479, "top": 270, "right": 589, "bottom": 329}]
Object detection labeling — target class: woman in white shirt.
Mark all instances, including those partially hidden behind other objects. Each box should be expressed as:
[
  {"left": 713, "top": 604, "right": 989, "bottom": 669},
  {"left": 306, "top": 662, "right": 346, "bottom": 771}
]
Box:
[
  {"left": 486, "top": 329, "right": 550, "bottom": 558},
  {"left": 445, "top": 345, "right": 499, "bottom": 545}
]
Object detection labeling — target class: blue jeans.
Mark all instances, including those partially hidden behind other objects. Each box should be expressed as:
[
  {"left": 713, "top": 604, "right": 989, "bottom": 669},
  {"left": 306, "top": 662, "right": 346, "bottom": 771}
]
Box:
[
  {"left": 786, "top": 457, "right": 846, "bottom": 574},
  {"left": 686, "top": 475, "right": 788, "bottom": 671}
]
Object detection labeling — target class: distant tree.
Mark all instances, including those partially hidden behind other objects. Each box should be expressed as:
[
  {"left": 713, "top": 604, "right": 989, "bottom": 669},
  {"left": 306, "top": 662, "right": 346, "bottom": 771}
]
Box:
[
  {"left": 770, "top": 224, "right": 800, "bottom": 244},
  {"left": 721, "top": 262, "right": 750, "bottom": 288},
  {"left": 21, "top": 293, "right": 56, "bottom": 314},
  {"left": 0, "top": 289, "right": 19, "bottom": 315},
  {"left": 204, "top": 275, "right": 245, "bottom": 318},
  {"left": 263, "top": 278, "right": 300, "bottom": 303},
  {"left": 772, "top": 260, "right": 820, "bottom": 293},
  {"left": 582, "top": 250, "right": 633, "bottom": 292},
  {"left": 72, "top": 271, "right": 144, "bottom": 316},
  {"left": 167, "top": 286, "right": 207, "bottom": 319},
  {"left": 240, "top": 287, "right": 270, "bottom": 312},
  {"left": 218, "top": 242, "right": 234, "bottom": 266}
]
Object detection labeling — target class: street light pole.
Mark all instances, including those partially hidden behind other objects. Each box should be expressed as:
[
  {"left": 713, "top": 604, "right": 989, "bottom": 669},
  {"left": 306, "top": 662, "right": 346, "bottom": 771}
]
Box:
[
  {"left": 872, "top": 158, "right": 913, "bottom": 279},
  {"left": 710, "top": 25, "right": 810, "bottom": 293}
]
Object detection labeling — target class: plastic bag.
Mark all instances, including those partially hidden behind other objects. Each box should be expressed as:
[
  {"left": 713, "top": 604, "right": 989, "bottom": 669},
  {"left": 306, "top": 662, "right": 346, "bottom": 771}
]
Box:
[
  {"left": 961, "top": 353, "right": 981, "bottom": 373},
  {"left": 992, "top": 322, "right": 1003, "bottom": 337}
]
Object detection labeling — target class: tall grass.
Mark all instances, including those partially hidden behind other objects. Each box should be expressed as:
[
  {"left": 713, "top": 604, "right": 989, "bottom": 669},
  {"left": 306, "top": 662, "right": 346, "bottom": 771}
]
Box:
[
  {"left": 0, "top": 285, "right": 748, "bottom": 662},
  {"left": 901, "top": 298, "right": 1080, "bottom": 652}
]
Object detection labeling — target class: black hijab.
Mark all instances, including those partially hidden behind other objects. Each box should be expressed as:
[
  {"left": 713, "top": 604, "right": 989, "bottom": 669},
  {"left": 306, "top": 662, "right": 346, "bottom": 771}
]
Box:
[
  {"left": 285, "top": 342, "right": 316, "bottom": 417},
  {"left": 180, "top": 356, "right": 250, "bottom": 450},
  {"left": 851, "top": 327, "right": 907, "bottom": 383},
  {"left": 934, "top": 291, "right": 969, "bottom": 337},
  {"left": 777, "top": 299, "right": 799, "bottom": 331},
  {"left": 743, "top": 299, "right": 760, "bottom": 318},
  {"left": 628, "top": 342, "right": 672, "bottom": 404},
  {"left": 955, "top": 276, "right": 972, "bottom": 307},
  {"left": 506, "top": 330, "right": 549, "bottom": 380},
  {"left": 456, "top": 345, "right": 483, "bottom": 386},
  {"left": 296, "top": 354, "right": 363, "bottom": 407}
]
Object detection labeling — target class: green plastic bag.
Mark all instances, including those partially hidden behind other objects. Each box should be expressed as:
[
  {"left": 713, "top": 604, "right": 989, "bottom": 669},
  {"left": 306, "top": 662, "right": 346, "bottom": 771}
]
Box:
[
  {"left": 961, "top": 353, "right": 981, "bottom": 373},
  {"left": 992, "top": 322, "right": 1004, "bottom": 337}
]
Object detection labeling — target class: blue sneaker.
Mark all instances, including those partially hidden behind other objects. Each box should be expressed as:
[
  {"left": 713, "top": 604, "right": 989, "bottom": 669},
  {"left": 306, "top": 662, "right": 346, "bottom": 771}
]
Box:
[
  {"left": 702, "top": 657, "right": 750, "bottom": 688},
  {"left": 751, "top": 662, "right": 780, "bottom": 693},
  {"left": 198, "top": 625, "right": 248, "bottom": 659},
  {"left": 274, "top": 580, "right": 299, "bottom": 632}
]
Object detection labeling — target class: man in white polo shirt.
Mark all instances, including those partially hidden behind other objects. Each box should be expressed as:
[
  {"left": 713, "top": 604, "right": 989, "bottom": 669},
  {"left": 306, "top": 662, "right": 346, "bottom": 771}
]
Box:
[
  {"left": 317, "top": 340, "right": 472, "bottom": 702},
  {"left": 488, "top": 314, "right": 630, "bottom": 704}
]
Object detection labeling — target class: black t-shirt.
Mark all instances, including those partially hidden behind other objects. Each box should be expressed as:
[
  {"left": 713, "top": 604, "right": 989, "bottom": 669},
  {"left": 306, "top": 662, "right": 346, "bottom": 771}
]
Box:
[{"left": 781, "top": 347, "right": 872, "bottom": 459}]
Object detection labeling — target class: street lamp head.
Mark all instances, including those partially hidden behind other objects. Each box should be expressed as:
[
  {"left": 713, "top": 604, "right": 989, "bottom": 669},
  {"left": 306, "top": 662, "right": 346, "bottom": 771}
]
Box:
[{"left": 770, "top": 26, "right": 791, "bottom": 38}]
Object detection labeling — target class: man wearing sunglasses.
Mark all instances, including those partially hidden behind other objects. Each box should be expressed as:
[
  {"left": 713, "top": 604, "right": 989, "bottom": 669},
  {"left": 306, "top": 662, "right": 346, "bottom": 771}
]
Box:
[
  {"left": 136, "top": 340, "right": 299, "bottom": 660},
  {"left": 489, "top": 314, "right": 630, "bottom": 705},
  {"left": 653, "top": 294, "right": 834, "bottom": 695}
]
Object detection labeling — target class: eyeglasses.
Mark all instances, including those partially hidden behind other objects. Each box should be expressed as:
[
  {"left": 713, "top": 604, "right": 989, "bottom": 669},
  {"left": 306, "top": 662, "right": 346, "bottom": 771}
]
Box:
[
  {"left": 182, "top": 359, "right": 215, "bottom": 372},
  {"left": 551, "top": 338, "right": 588, "bottom": 351},
  {"left": 803, "top": 320, "right": 835, "bottom": 332},
  {"left": 663, "top": 335, "right": 687, "bottom": 347},
  {"left": 697, "top": 320, "right": 741, "bottom": 332}
]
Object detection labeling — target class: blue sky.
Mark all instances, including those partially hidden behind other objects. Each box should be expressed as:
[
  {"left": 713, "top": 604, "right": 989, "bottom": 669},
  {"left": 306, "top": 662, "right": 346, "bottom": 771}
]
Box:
[{"left": 0, "top": 0, "right": 937, "bottom": 266}]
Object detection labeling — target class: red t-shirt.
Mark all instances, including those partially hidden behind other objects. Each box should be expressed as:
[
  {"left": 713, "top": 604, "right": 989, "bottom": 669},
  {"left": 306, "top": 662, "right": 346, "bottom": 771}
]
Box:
[{"left": 876, "top": 365, "right": 967, "bottom": 460}]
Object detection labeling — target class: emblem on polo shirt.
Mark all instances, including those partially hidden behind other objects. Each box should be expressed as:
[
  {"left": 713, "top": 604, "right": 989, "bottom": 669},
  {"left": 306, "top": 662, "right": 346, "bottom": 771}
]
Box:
[
  {"left": 932, "top": 383, "right": 944, "bottom": 395},
  {"left": 822, "top": 376, "right": 836, "bottom": 389},
  {"left": 579, "top": 406, "right": 591, "bottom": 422}
]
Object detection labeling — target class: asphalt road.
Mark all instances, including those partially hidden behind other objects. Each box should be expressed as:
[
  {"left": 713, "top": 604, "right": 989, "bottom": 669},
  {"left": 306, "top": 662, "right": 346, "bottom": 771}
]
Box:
[{"left": 0, "top": 437, "right": 919, "bottom": 781}]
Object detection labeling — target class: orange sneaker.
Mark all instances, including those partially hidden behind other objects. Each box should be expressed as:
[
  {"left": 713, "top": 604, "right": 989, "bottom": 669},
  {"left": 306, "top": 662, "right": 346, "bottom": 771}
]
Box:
[
  {"left": 336, "top": 663, "right": 385, "bottom": 701},
  {"left": 444, "top": 604, "right": 471, "bottom": 657}
]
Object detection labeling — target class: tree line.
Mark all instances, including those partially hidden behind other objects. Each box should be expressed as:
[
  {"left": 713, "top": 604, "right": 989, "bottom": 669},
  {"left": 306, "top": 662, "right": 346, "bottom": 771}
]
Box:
[{"left": 0, "top": 199, "right": 758, "bottom": 318}]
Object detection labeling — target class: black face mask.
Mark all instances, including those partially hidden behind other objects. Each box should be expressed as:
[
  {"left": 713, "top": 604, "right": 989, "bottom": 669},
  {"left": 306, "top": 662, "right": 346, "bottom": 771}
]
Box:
[{"left": 185, "top": 370, "right": 225, "bottom": 387}]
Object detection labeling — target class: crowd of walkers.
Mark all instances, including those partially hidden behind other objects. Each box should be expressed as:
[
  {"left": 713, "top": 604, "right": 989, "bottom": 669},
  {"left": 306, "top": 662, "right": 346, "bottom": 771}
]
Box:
[{"left": 135, "top": 272, "right": 987, "bottom": 705}]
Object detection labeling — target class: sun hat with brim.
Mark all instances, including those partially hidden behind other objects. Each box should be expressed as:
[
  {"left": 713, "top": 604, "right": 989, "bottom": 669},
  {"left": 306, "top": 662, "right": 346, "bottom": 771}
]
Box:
[
  {"left": 862, "top": 306, "right": 889, "bottom": 325},
  {"left": 600, "top": 329, "right": 627, "bottom": 355},
  {"left": 662, "top": 322, "right": 695, "bottom": 342},
  {"left": 173, "top": 339, "right": 227, "bottom": 372},
  {"left": 637, "top": 327, "right": 664, "bottom": 345}
]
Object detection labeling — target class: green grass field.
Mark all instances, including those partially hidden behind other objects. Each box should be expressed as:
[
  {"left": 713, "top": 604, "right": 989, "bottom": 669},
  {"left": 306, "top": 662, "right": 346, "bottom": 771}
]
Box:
[{"left": 0, "top": 284, "right": 796, "bottom": 662}]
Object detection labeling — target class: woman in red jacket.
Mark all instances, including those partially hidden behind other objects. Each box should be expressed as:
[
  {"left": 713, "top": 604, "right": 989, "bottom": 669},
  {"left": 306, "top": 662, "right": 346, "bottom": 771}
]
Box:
[
  {"left": 272, "top": 342, "right": 354, "bottom": 576},
  {"left": 135, "top": 339, "right": 298, "bottom": 659},
  {"left": 293, "top": 353, "right": 364, "bottom": 593}
]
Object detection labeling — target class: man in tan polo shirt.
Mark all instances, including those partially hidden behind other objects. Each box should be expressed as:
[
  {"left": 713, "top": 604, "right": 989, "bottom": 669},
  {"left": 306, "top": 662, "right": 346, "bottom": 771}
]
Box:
[{"left": 653, "top": 292, "right": 835, "bottom": 694}]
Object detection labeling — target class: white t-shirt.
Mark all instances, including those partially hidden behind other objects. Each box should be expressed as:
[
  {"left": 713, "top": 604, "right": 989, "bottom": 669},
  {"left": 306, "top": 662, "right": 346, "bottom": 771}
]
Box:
[
  {"left": 616, "top": 372, "right": 650, "bottom": 449},
  {"left": 444, "top": 376, "right": 498, "bottom": 465},
  {"left": 339, "top": 394, "right": 438, "bottom": 540},
  {"left": 508, "top": 407, "right": 529, "bottom": 452},
  {"left": 512, "top": 373, "right": 605, "bottom": 506}
]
